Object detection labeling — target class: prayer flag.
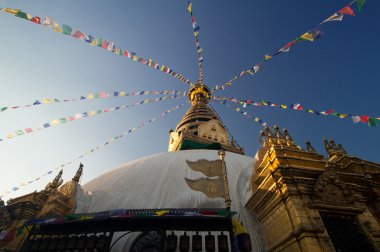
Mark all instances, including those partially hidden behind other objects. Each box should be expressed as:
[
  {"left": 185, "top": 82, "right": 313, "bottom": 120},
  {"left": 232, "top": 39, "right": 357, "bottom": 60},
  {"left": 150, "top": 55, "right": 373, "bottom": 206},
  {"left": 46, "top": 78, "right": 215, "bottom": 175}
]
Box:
[
  {"left": 85, "top": 35, "right": 94, "bottom": 43},
  {"left": 30, "top": 17, "right": 41, "bottom": 24},
  {"left": 53, "top": 22, "right": 62, "bottom": 32},
  {"left": 264, "top": 54, "right": 272, "bottom": 61},
  {"left": 101, "top": 40, "right": 109, "bottom": 49},
  {"left": 276, "top": 41, "right": 295, "bottom": 54},
  {"left": 43, "top": 123, "right": 50, "bottom": 128},
  {"left": 25, "top": 128, "right": 33, "bottom": 133},
  {"left": 351, "top": 116, "right": 361, "bottom": 123},
  {"left": 246, "top": 69, "right": 254, "bottom": 75},
  {"left": 33, "top": 100, "right": 41, "bottom": 105},
  {"left": 368, "top": 117, "right": 377, "bottom": 127},
  {"left": 93, "top": 38, "right": 102, "bottom": 46},
  {"left": 15, "top": 11, "right": 28, "bottom": 19},
  {"left": 6, "top": 133, "right": 14, "bottom": 139},
  {"left": 253, "top": 64, "right": 261, "bottom": 73},
  {"left": 1, "top": 8, "right": 20, "bottom": 15},
  {"left": 357, "top": 0, "right": 366, "bottom": 12},
  {"left": 300, "top": 32, "right": 315, "bottom": 42},
  {"left": 339, "top": 6, "right": 355, "bottom": 16},
  {"left": 62, "top": 24, "right": 72, "bottom": 35},
  {"left": 1, "top": 107, "right": 8, "bottom": 112},
  {"left": 43, "top": 16, "right": 52, "bottom": 27},
  {"left": 123, "top": 50, "right": 131, "bottom": 58},
  {"left": 42, "top": 98, "right": 51, "bottom": 104},
  {"left": 359, "top": 115, "right": 369, "bottom": 123},
  {"left": 188, "top": 2, "right": 192, "bottom": 14},
  {"left": 107, "top": 42, "right": 115, "bottom": 51},
  {"left": 72, "top": 30, "right": 85, "bottom": 39},
  {"left": 51, "top": 119, "right": 60, "bottom": 125},
  {"left": 321, "top": 13, "right": 344, "bottom": 24},
  {"left": 15, "top": 130, "right": 24, "bottom": 136}
]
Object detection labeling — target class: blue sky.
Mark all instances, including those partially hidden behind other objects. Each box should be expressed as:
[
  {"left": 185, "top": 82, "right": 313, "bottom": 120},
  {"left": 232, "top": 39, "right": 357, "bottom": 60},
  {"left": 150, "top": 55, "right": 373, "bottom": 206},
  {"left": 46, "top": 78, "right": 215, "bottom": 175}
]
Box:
[{"left": 0, "top": 0, "right": 379, "bottom": 201}]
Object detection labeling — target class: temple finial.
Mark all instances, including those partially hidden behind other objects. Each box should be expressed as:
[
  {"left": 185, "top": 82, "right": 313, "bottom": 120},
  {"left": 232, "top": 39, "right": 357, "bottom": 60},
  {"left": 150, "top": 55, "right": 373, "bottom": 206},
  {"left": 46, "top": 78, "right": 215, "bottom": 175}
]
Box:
[
  {"left": 305, "top": 141, "right": 317, "bottom": 153},
  {"left": 73, "top": 163, "right": 84, "bottom": 183},
  {"left": 44, "top": 170, "right": 63, "bottom": 194}
]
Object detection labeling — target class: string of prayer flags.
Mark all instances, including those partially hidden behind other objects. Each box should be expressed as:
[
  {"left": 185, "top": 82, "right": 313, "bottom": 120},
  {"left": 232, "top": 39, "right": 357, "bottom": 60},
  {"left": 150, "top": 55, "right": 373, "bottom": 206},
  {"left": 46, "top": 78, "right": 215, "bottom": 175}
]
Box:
[
  {"left": 187, "top": 1, "right": 204, "bottom": 81},
  {"left": 212, "top": 96, "right": 379, "bottom": 127},
  {"left": 0, "top": 104, "right": 184, "bottom": 199},
  {"left": 212, "top": 100, "right": 268, "bottom": 128},
  {"left": 0, "top": 8, "right": 193, "bottom": 86},
  {"left": 0, "top": 94, "right": 186, "bottom": 142},
  {"left": 212, "top": 0, "right": 364, "bottom": 92},
  {"left": 0, "top": 90, "right": 186, "bottom": 113}
]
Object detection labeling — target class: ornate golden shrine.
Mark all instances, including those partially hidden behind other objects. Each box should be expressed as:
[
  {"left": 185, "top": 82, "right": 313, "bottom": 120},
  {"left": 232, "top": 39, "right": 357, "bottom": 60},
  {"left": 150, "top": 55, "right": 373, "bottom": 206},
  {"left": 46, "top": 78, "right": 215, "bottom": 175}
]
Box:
[
  {"left": 0, "top": 164, "right": 84, "bottom": 251},
  {"left": 246, "top": 126, "right": 380, "bottom": 251}
]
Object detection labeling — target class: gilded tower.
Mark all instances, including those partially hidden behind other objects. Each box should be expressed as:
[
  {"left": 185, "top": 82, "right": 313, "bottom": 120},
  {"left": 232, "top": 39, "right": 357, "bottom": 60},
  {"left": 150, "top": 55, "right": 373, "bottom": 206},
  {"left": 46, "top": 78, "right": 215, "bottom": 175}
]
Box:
[
  {"left": 168, "top": 81, "right": 244, "bottom": 154},
  {"left": 246, "top": 126, "right": 380, "bottom": 251}
]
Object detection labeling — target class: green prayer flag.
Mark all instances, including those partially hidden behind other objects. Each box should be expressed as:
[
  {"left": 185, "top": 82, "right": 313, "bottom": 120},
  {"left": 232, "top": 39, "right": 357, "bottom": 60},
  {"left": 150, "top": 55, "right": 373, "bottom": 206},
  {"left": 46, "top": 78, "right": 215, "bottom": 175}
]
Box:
[
  {"left": 62, "top": 24, "right": 72, "bottom": 35},
  {"left": 15, "top": 11, "right": 28, "bottom": 19},
  {"left": 95, "top": 38, "right": 102, "bottom": 46},
  {"left": 368, "top": 117, "right": 377, "bottom": 127},
  {"left": 357, "top": 0, "right": 365, "bottom": 12},
  {"left": 15, "top": 130, "right": 24, "bottom": 136},
  {"left": 1, "top": 107, "right": 8, "bottom": 112}
]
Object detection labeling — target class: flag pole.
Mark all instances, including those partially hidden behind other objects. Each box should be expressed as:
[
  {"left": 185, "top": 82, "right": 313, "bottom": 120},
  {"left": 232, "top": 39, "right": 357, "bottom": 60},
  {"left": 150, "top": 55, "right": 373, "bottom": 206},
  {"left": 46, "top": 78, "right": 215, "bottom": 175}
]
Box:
[{"left": 218, "top": 149, "right": 231, "bottom": 211}]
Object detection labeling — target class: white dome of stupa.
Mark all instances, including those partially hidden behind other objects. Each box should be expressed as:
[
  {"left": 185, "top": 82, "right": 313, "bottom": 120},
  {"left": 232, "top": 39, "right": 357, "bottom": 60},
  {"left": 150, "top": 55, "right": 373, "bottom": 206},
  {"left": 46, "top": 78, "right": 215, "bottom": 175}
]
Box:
[{"left": 75, "top": 149, "right": 264, "bottom": 251}]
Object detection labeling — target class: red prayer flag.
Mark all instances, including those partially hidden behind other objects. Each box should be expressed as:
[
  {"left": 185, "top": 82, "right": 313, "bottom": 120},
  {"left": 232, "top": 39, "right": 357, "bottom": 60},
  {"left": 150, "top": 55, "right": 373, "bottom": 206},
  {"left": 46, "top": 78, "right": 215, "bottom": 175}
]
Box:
[
  {"left": 339, "top": 6, "right": 355, "bottom": 16},
  {"left": 72, "top": 30, "right": 85, "bottom": 39},
  {"left": 360, "top": 115, "right": 369, "bottom": 123},
  {"left": 30, "top": 17, "right": 41, "bottom": 24}
]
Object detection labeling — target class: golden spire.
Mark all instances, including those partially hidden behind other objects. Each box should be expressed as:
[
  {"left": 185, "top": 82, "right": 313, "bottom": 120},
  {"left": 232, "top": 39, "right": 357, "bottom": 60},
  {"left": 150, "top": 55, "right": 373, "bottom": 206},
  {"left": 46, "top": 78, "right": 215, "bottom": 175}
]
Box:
[
  {"left": 72, "top": 163, "right": 84, "bottom": 183},
  {"left": 168, "top": 80, "right": 243, "bottom": 154}
]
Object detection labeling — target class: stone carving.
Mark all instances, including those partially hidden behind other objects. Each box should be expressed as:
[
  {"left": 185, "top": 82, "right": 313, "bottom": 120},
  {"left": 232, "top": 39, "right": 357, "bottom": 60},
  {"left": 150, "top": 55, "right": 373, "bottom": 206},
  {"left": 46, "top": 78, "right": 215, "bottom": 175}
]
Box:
[{"left": 313, "top": 163, "right": 354, "bottom": 205}]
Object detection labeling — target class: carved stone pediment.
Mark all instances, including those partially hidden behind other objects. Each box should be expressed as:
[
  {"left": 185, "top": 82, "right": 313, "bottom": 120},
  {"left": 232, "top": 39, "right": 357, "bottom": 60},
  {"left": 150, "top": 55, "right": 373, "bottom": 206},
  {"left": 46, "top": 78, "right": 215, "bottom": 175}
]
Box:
[{"left": 312, "top": 169, "right": 355, "bottom": 207}]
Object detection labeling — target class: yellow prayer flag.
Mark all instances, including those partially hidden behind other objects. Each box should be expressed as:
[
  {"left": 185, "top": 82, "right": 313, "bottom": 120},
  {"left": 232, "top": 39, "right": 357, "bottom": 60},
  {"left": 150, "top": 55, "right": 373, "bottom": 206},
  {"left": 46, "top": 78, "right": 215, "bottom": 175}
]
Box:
[
  {"left": 300, "top": 32, "right": 314, "bottom": 41},
  {"left": 87, "top": 93, "right": 94, "bottom": 99},
  {"left": 264, "top": 54, "right": 272, "bottom": 60},
  {"left": 188, "top": 3, "right": 192, "bottom": 13},
  {"left": 280, "top": 104, "right": 287, "bottom": 109},
  {"left": 1, "top": 8, "right": 20, "bottom": 15},
  {"left": 42, "top": 98, "right": 51, "bottom": 104},
  {"left": 119, "top": 91, "right": 126, "bottom": 96},
  {"left": 89, "top": 110, "right": 96, "bottom": 116},
  {"left": 6, "top": 133, "right": 14, "bottom": 139},
  {"left": 53, "top": 22, "right": 62, "bottom": 32},
  {"left": 51, "top": 119, "right": 60, "bottom": 125},
  {"left": 339, "top": 114, "right": 349, "bottom": 118}
]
